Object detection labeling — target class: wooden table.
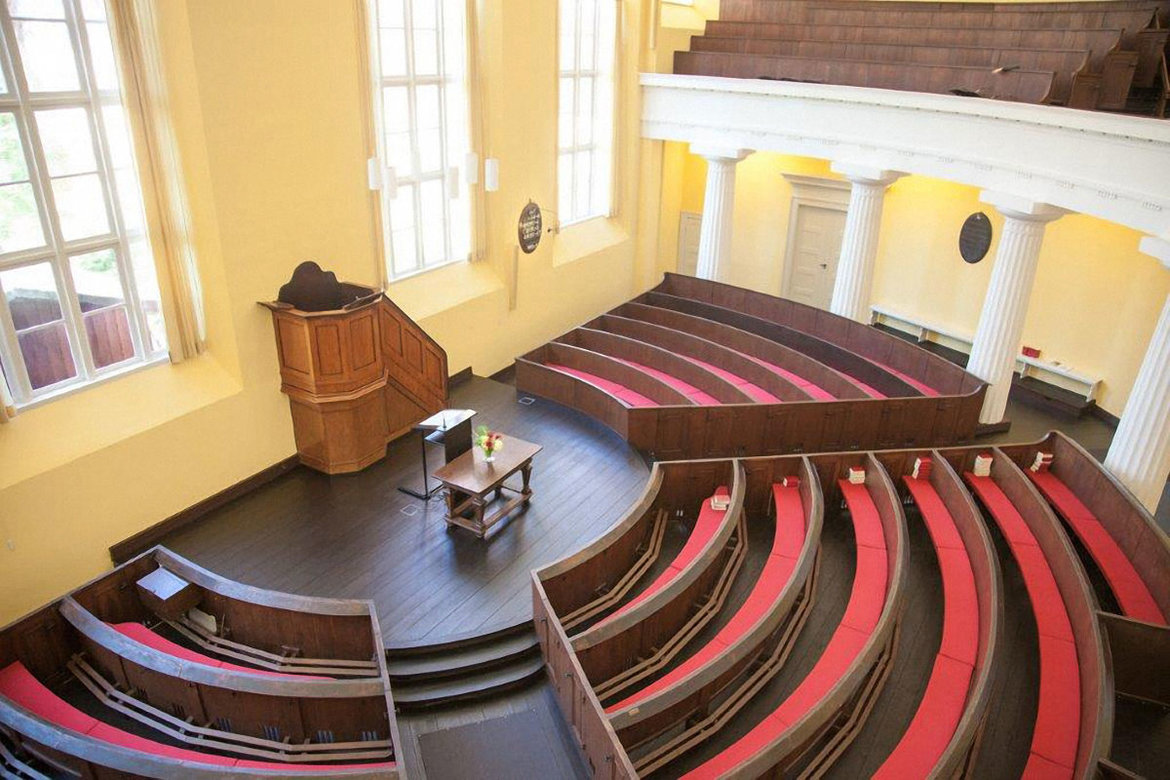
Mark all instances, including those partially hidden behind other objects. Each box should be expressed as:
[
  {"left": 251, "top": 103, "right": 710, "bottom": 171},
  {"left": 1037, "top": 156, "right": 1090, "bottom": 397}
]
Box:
[{"left": 433, "top": 436, "right": 542, "bottom": 538}]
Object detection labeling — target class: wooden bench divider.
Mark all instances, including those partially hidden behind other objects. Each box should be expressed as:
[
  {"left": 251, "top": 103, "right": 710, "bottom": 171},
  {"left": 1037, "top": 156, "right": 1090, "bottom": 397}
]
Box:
[{"left": 571, "top": 464, "right": 747, "bottom": 698}]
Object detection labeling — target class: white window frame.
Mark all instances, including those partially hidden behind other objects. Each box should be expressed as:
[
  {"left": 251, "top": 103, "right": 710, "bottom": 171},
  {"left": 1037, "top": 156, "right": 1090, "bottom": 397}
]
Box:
[
  {"left": 557, "top": 0, "right": 618, "bottom": 228},
  {"left": 0, "top": 0, "right": 166, "bottom": 407},
  {"left": 369, "top": 0, "right": 474, "bottom": 282}
]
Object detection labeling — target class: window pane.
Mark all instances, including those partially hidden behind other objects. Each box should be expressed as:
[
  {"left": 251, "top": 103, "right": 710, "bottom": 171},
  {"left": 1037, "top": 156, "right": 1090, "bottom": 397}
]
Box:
[
  {"left": 1, "top": 262, "right": 77, "bottom": 389},
  {"left": 126, "top": 232, "right": 164, "bottom": 351},
  {"left": 419, "top": 178, "right": 445, "bottom": 266},
  {"left": 415, "top": 84, "right": 441, "bottom": 173},
  {"left": 36, "top": 108, "right": 98, "bottom": 177},
  {"left": 378, "top": 28, "right": 407, "bottom": 77},
  {"left": 69, "top": 248, "right": 123, "bottom": 311},
  {"left": 574, "top": 150, "right": 591, "bottom": 217},
  {"left": 389, "top": 183, "right": 417, "bottom": 275},
  {"left": 83, "top": 304, "right": 133, "bottom": 368},
  {"left": 413, "top": 28, "right": 438, "bottom": 76},
  {"left": 13, "top": 20, "right": 81, "bottom": 92},
  {"left": 377, "top": 0, "right": 404, "bottom": 27},
  {"left": 0, "top": 113, "right": 30, "bottom": 183},
  {"left": 8, "top": 0, "right": 65, "bottom": 19},
  {"left": 558, "top": 153, "right": 572, "bottom": 220},
  {"left": 79, "top": 0, "right": 107, "bottom": 21},
  {"left": 0, "top": 182, "right": 45, "bottom": 252},
  {"left": 86, "top": 21, "right": 120, "bottom": 91},
  {"left": 52, "top": 173, "right": 110, "bottom": 239},
  {"left": 381, "top": 87, "right": 410, "bottom": 134},
  {"left": 558, "top": 78, "right": 574, "bottom": 149}
]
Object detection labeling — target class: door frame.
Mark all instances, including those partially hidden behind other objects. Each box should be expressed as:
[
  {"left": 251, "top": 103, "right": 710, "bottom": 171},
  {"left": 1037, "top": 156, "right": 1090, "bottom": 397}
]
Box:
[{"left": 780, "top": 174, "right": 852, "bottom": 301}]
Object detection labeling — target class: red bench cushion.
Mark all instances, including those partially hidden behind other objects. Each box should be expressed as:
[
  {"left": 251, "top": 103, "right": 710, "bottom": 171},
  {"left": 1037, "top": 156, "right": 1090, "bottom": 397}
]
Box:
[
  {"left": 872, "top": 361, "right": 940, "bottom": 397},
  {"left": 1029, "top": 471, "right": 1166, "bottom": 626},
  {"left": 0, "top": 662, "right": 393, "bottom": 771},
  {"left": 607, "top": 489, "right": 729, "bottom": 621},
  {"left": 615, "top": 358, "right": 721, "bottom": 406},
  {"left": 682, "top": 356, "right": 781, "bottom": 403},
  {"left": 965, "top": 475, "right": 1038, "bottom": 547},
  {"left": 1032, "top": 634, "right": 1081, "bottom": 770},
  {"left": 545, "top": 364, "right": 656, "bottom": 407},
  {"left": 873, "top": 653, "right": 974, "bottom": 778},
  {"left": 935, "top": 547, "right": 980, "bottom": 666},
  {"left": 742, "top": 354, "right": 835, "bottom": 400},
  {"left": 904, "top": 477, "right": 965, "bottom": 550}
]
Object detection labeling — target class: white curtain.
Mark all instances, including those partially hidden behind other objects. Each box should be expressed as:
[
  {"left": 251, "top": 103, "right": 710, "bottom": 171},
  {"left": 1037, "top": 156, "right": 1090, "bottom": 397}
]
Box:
[
  {"left": 108, "top": 0, "right": 206, "bottom": 361},
  {"left": 0, "top": 370, "right": 15, "bottom": 423}
]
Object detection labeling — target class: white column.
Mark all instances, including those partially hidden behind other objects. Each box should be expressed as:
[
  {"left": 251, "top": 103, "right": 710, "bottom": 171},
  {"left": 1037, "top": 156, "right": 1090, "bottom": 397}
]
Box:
[
  {"left": 967, "top": 192, "right": 1066, "bottom": 425},
  {"left": 692, "top": 146, "right": 752, "bottom": 281},
  {"left": 1105, "top": 236, "right": 1170, "bottom": 512},
  {"left": 828, "top": 163, "right": 904, "bottom": 322}
]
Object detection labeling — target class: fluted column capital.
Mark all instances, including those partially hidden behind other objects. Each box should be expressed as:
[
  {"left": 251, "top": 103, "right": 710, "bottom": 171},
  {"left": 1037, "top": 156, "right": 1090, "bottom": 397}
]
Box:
[
  {"left": 980, "top": 191, "right": 1068, "bottom": 223},
  {"left": 830, "top": 161, "right": 905, "bottom": 188},
  {"left": 1139, "top": 235, "right": 1170, "bottom": 269},
  {"left": 691, "top": 145, "right": 753, "bottom": 164}
]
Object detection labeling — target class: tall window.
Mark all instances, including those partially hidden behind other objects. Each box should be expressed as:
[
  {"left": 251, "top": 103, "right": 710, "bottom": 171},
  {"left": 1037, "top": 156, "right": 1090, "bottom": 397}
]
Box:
[
  {"left": 558, "top": 0, "right": 616, "bottom": 226},
  {"left": 371, "top": 0, "right": 472, "bottom": 281},
  {"left": 0, "top": 0, "right": 165, "bottom": 406}
]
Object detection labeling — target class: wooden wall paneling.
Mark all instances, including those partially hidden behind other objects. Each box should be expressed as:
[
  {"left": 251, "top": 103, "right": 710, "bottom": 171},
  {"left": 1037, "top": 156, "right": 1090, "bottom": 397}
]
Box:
[{"left": 1099, "top": 613, "right": 1170, "bottom": 706}]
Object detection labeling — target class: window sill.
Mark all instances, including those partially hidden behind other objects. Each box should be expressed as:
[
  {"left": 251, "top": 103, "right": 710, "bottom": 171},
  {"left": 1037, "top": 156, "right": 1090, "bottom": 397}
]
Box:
[
  {"left": 0, "top": 353, "right": 244, "bottom": 491},
  {"left": 15, "top": 354, "right": 172, "bottom": 413},
  {"left": 552, "top": 215, "right": 630, "bottom": 268}
]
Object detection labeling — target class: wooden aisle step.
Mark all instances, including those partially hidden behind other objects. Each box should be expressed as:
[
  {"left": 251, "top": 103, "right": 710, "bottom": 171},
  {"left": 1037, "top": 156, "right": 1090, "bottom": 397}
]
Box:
[{"left": 390, "top": 655, "right": 546, "bottom": 710}]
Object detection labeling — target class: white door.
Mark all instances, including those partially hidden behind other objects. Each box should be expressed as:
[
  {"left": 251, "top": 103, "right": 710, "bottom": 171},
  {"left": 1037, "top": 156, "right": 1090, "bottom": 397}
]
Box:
[
  {"left": 785, "top": 205, "right": 846, "bottom": 309},
  {"left": 677, "top": 212, "right": 702, "bottom": 276}
]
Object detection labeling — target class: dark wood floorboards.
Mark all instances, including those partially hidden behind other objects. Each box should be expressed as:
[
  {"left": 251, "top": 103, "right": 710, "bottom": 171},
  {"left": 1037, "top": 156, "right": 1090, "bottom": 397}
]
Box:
[{"left": 161, "top": 377, "right": 650, "bottom": 645}]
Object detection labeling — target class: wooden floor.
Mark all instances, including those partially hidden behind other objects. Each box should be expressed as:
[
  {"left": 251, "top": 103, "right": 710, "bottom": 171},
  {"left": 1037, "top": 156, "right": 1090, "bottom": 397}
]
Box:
[
  {"left": 161, "top": 375, "right": 650, "bottom": 645},
  {"left": 156, "top": 374, "right": 1166, "bottom": 780}
]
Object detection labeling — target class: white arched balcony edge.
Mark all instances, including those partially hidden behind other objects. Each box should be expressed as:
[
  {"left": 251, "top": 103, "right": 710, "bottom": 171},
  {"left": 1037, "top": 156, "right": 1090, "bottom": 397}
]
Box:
[{"left": 640, "top": 73, "right": 1170, "bottom": 239}]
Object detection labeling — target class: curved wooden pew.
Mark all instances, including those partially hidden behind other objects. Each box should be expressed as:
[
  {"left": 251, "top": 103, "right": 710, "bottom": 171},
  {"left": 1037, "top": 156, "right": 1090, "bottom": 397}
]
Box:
[
  {"left": 868, "top": 450, "right": 1002, "bottom": 777},
  {"left": 659, "top": 273, "right": 975, "bottom": 398},
  {"left": 0, "top": 546, "right": 401, "bottom": 778},
  {"left": 959, "top": 449, "right": 1111, "bottom": 778},
  {"left": 610, "top": 458, "right": 824, "bottom": 776},
  {"left": 679, "top": 455, "right": 908, "bottom": 779},
  {"left": 0, "top": 664, "right": 394, "bottom": 777},
  {"left": 612, "top": 301, "right": 859, "bottom": 399},
  {"left": 586, "top": 313, "right": 798, "bottom": 402},
  {"left": 641, "top": 291, "right": 919, "bottom": 399},
  {"left": 534, "top": 342, "right": 695, "bottom": 406},
  {"left": 571, "top": 465, "right": 747, "bottom": 705},
  {"left": 1000, "top": 432, "right": 1169, "bottom": 626},
  {"left": 557, "top": 327, "right": 754, "bottom": 405},
  {"left": 70, "top": 548, "right": 385, "bottom": 679}
]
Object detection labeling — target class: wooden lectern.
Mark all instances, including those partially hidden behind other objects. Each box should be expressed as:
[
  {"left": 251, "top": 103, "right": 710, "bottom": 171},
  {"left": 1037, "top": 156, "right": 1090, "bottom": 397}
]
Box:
[{"left": 261, "top": 274, "right": 449, "bottom": 475}]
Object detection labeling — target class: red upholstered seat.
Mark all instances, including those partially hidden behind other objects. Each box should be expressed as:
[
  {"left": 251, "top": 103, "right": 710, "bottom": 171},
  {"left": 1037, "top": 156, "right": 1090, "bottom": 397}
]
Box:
[
  {"left": 963, "top": 472, "right": 1082, "bottom": 774},
  {"left": 741, "top": 354, "right": 835, "bottom": 400},
  {"left": 1032, "top": 634, "right": 1081, "bottom": 770},
  {"left": 607, "top": 485, "right": 807, "bottom": 713},
  {"left": 605, "top": 489, "right": 730, "bottom": 623},
  {"left": 841, "top": 546, "right": 888, "bottom": 633},
  {"left": 682, "top": 356, "right": 781, "bottom": 403},
  {"left": 841, "top": 482, "right": 886, "bottom": 549},
  {"left": 871, "top": 361, "right": 940, "bottom": 397},
  {"left": 965, "top": 474, "right": 1038, "bottom": 547},
  {"left": 0, "top": 662, "right": 394, "bottom": 772},
  {"left": 545, "top": 364, "right": 656, "bottom": 407},
  {"left": 905, "top": 478, "right": 965, "bottom": 550},
  {"left": 873, "top": 654, "right": 973, "bottom": 778},
  {"left": 936, "top": 548, "right": 980, "bottom": 666},
  {"left": 111, "top": 623, "right": 322, "bottom": 680},
  {"left": 614, "top": 358, "right": 721, "bottom": 405},
  {"left": 1028, "top": 471, "right": 1166, "bottom": 626},
  {"left": 681, "top": 482, "right": 888, "bottom": 779}
]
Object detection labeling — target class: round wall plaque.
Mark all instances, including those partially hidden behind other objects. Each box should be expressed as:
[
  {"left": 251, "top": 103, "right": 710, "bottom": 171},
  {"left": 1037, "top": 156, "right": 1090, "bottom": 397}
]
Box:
[
  {"left": 959, "top": 212, "right": 993, "bottom": 264},
  {"left": 518, "top": 201, "right": 543, "bottom": 254}
]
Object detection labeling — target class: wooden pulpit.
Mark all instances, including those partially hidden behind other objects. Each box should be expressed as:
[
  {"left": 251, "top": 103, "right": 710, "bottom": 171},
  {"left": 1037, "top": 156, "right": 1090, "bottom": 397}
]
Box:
[{"left": 261, "top": 274, "right": 449, "bottom": 475}]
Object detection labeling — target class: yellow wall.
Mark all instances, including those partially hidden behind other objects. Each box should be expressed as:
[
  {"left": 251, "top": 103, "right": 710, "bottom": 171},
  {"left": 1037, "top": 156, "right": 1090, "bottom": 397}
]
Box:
[
  {"left": 0, "top": 0, "right": 648, "bottom": 625},
  {"left": 658, "top": 149, "right": 1169, "bottom": 417}
]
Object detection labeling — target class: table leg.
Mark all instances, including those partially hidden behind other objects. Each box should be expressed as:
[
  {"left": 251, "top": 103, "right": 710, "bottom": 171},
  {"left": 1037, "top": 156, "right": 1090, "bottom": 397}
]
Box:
[{"left": 521, "top": 460, "right": 534, "bottom": 499}]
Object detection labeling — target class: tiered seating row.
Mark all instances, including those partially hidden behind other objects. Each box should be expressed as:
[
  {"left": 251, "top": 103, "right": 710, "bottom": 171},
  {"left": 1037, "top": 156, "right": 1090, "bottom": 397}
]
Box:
[
  {"left": 533, "top": 431, "right": 1159, "bottom": 778},
  {"left": 682, "top": 0, "right": 1170, "bottom": 113},
  {"left": 517, "top": 274, "right": 986, "bottom": 460},
  {"left": 0, "top": 547, "right": 401, "bottom": 778}
]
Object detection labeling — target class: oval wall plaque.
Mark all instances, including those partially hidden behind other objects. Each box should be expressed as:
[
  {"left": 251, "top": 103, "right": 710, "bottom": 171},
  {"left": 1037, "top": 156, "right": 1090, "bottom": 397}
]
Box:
[
  {"left": 518, "top": 201, "right": 543, "bottom": 254},
  {"left": 959, "top": 212, "right": 993, "bottom": 264}
]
